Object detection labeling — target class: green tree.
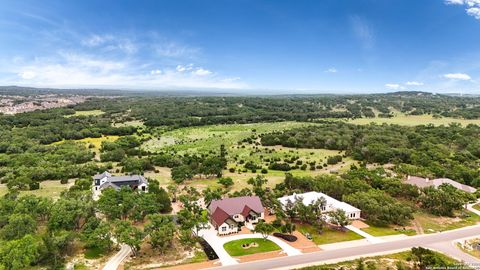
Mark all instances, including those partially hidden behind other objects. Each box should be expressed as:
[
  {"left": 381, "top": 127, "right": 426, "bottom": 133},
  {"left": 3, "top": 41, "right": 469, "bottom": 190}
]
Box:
[
  {"left": 145, "top": 214, "right": 176, "bottom": 254},
  {"left": 0, "top": 214, "right": 36, "bottom": 240},
  {"left": 113, "top": 220, "right": 144, "bottom": 256},
  {"left": 0, "top": 234, "right": 41, "bottom": 270},
  {"left": 253, "top": 220, "right": 274, "bottom": 239},
  {"left": 171, "top": 165, "right": 194, "bottom": 184},
  {"left": 217, "top": 177, "right": 234, "bottom": 189},
  {"left": 328, "top": 209, "right": 351, "bottom": 228}
]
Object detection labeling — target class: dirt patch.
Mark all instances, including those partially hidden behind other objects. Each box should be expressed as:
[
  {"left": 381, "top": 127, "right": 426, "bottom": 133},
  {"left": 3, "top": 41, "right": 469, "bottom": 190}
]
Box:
[
  {"left": 158, "top": 260, "right": 218, "bottom": 270},
  {"left": 351, "top": 220, "right": 369, "bottom": 229},
  {"left": 235, "top": 250, "right": 286, "bottom": 263}
]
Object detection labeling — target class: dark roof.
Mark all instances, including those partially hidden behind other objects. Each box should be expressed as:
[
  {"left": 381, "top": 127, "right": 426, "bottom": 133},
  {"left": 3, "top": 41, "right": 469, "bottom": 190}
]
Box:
[
  {"left": 209, "top": 196, "right": 264, "bottom": 217},
  {"left": 210, "top": 207, "right": 232, "bottom": 227},
  {"left": 107, "top": 175, "right": 146, "bottom": 183},
  {"left": 93, "top": 171, "right": 111, "bottom": 180}
]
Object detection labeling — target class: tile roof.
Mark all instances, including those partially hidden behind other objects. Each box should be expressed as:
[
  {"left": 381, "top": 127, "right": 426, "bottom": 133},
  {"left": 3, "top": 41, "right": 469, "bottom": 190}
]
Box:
[{"left": 405, "top": 176, "right": 476, "bottom": 193}]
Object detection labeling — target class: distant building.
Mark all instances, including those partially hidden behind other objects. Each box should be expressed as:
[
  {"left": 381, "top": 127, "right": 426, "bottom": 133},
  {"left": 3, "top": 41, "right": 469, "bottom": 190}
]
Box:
[
  {"left": 208, "top": 196, "right": 265, "bottom": 235},
  {"left": 405, "top": 175, "right": 476, "bottom": 193},
  {"left": 92, "top": 171, "right": 148, "bottom": 199},
  {"left": 278, "top": 191, "right": 361, "bottom": 220}
]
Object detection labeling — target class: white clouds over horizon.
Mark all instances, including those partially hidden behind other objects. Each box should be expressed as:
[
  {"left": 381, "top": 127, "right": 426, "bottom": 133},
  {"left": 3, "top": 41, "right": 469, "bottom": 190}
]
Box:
[
  {"left": 325, "top": 67, "right": 338, "bottom": 73},
  {"left": 1, "top": 32, "right": 247, "bottom": 90},
  {"left": 443, "top": 72, "right": 472, "bottom": 80},
  {"left": 405, "top": 81, "right": 424, "bottom": 86}
]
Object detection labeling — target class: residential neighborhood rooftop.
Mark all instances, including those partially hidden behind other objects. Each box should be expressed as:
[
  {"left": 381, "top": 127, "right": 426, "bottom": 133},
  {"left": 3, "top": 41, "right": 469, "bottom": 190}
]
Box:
[{"left": 405, "top": 176, "right": 477, "bottom": 193}]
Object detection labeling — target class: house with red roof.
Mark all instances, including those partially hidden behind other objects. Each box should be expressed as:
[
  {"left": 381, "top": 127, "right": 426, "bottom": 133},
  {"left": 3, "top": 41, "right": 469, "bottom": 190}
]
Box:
[{"left": 208, "top": 196, "right": 265, "bottom": 235}]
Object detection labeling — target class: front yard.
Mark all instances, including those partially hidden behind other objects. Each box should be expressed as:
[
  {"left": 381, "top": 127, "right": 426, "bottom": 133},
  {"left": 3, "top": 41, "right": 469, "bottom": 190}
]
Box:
[
  {"left": 223, "top": 238, "right": 281, "bottom": 256},
  {"left": 414, "top": 209, "right": 480, "bottom": 233},
  {"left": 361, "top": 224, "right": 416, "bottom": 237},
  {"left": 296, "top": 224, "right": 363, "bottom": 245}
]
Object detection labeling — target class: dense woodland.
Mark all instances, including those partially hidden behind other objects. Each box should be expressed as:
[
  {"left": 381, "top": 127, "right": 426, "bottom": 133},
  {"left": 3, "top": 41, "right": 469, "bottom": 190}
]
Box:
[
  {"left": 1, "top": 90, "right": 480, "bottom": 268},
  {"left": 261, "top": 122, "right": 480, "bottom": 187}
]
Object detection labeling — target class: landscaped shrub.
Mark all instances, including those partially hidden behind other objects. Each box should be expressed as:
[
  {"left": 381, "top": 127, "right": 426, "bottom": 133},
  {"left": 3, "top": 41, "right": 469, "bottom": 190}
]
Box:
[{"left": 273, "top": 232, "right": 297, "bottom": 242}]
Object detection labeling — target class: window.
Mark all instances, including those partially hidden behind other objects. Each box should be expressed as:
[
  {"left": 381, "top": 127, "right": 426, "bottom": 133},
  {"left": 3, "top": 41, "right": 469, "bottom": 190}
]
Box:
[
  {"left": 221, "top": 226, "right": 226, "bottom": 232},
  {"left": 321, "top": 206, "right": 326, "bottom": 211},
  {"left": 230, "top": 224, "right": 235, "bottom": 229}
]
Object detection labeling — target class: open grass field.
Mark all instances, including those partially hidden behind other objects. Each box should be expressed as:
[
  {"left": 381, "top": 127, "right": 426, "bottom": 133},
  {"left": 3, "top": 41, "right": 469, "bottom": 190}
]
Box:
[
  {"left": 414, "top": 210, "right": 480, "bottom": 233},
  {"left": 142, "top": 122, "right": 356, "bottom": 189},
  {"left": 346, "top": 114, "right": 480, "bottom": 126},
  {"left": 361, "top": 224, "right": 416, "bottom": 236},
  {"left": 296, "top": 224, "right": 364, "bottom": 245},
  {"left": 223, "top": 238, "right": 281, "bottom": 256},
  {"left": 0, "top": 180, "right": 70, "bottom": 199},
  {"left": 65, "top": 110, "right": 105, "bottom": 117}
]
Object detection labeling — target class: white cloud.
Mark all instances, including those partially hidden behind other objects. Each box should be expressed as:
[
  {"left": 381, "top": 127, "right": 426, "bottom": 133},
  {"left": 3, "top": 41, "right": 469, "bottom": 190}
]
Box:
[
  {"left": 445, "top": 0, "right": 480, "bottom": 19},
  {"left": 443, "top": 73, "right": 472, "bottom": 80},
  {"left": 193, "top": 68, "right": 212, "bottom": 76},
  {"left": 350, "top": 15, "right": 375, "bottom": 49},
  {"left": 155, "top": 42, "right": 199, "bottom": 58},
  {"left": 18, "top": 71, "right": 36, "bottom": 79},
  {"left": 445, "top": 0, "right": 466, "bottom": 4},
  {"left": 325, "top": 67, "right": 338, "bottom": 73},
  {"left": 385, "top": 83, "right": 404, "bottom": 90},
  {"left": 405, "top": 81, "right": 424, "bottom": 86},
  {"left": 4, "top": 53, "right": 246, "bottom": 89},
  {"left": 176, "top": 64, "right": 194, "bottom": 72},
  {"left": 467, "top": 7, "right": 480, "bottom": 19},
  {"left": 82, "top": 34, "right": 113, "bottom": 47}
]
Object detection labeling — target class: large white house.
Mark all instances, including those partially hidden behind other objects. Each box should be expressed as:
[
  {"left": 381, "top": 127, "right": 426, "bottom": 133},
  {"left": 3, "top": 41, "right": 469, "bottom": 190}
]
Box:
[{"left": 278, "top": 191, "right": 361, "bottom": 221}]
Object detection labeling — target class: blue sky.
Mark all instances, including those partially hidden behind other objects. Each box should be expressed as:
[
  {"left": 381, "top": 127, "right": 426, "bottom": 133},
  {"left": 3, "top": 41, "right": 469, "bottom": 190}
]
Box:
[{"left": 1, "top": 0, "right": 480, "bottom": 93}]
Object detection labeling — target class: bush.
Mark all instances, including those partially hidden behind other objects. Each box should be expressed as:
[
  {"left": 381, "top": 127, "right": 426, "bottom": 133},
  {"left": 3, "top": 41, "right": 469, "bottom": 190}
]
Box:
[
  {"left": 273, "top": 232, "right": 297, "bottom": 242},
  {"left": 29, "top": 182, "right": 40, "bottom": 190},
  {"left": 60, "top": 179, "right": 69, "bottom": 184},
  {"left": 261, "top": 168, "right": 268, "bottom": 174}
]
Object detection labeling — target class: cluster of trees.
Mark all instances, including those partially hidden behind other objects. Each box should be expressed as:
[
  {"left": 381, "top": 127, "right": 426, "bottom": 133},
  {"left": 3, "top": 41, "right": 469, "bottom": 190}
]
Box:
[
  {"left": 71, "top": 91, "right": 480, "bottom": 128},
  {"left": 0, "top": 180, "right": 95, "bottom": 269},
  {"left": 262, "top": 122, "right": 480, "bottom": 187},
  {"left": 151, "top": 146, "right": 227, "bottom": 183},
  {"left": 274, "top": 166, "right": 474, "bottom": 227}
]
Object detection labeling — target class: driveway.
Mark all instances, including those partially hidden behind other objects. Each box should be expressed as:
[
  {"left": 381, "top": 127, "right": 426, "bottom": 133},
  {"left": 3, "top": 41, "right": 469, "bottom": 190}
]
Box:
[
  {"left": 102, "top": 244, "right": 131, "bottom": 270},
  {"left": 467, "top": 199, "right": 480, "bottom": 216},
  {"left": 345, "top": 225, "right": 384, "bottom": 243},
  {"left": 198, "top": 224, "right": 301, "bottom": 266}
]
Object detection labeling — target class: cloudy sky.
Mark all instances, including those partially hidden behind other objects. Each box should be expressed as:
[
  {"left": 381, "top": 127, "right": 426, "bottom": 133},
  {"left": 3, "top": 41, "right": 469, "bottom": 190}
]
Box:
[{"left": 1, "top": 0, "right": 480, "bottom": 93}]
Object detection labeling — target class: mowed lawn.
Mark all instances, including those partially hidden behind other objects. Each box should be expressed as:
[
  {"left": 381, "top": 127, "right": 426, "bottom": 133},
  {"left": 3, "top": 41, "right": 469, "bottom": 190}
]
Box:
[
  {"left": 223, "top": 238, "right": 280, "bottom": 256},
  {"left": 361, "top": 224, "right": 416, "bottom": 236},
  {"left": 296, "top": 224, "right": 364, "bottom": 245}
]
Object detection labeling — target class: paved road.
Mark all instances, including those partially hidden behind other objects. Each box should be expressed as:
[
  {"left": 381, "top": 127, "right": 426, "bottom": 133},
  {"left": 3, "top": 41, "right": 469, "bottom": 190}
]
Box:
[
  {"left": 102, "top": 244, "right": 132, "bottom": 270},
  {"left": 206, "top": 225, "right": 480, "bottom": 270}
]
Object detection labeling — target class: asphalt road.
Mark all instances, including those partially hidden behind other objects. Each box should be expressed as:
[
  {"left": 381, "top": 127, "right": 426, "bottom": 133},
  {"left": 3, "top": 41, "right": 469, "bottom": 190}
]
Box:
[{"left": 207, "top": 225, "right": 480, "bottom": 270}]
